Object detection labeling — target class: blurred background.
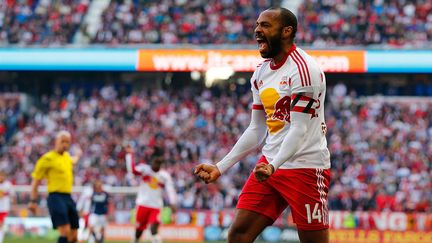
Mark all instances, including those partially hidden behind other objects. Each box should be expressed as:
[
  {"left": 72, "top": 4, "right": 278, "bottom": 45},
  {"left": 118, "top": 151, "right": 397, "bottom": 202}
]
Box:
[{"left": 0, "top": 0, "right": 431, "bottom": 242}]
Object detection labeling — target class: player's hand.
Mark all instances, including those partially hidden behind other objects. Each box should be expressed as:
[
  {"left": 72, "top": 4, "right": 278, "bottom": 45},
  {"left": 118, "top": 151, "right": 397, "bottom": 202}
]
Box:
[
  {"left": 28, "top": 202, "right": 38, "bottom": 215},
  {"left": 253, "top": 163, "right": 274, "bottom": 182},
  {"left": 194, "top": 163, "right": 221, "bottom": 184}
]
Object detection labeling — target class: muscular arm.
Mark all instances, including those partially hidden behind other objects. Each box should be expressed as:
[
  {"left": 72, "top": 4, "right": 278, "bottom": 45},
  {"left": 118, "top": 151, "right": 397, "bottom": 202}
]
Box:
[{"left": 216, "top": 109, "right": 267, "bottom": 174}]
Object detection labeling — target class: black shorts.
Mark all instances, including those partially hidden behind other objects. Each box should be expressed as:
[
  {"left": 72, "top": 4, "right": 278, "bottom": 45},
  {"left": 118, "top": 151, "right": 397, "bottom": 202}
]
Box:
[{"left": 47, "top": 193, "right": 79, "bottom": 229}]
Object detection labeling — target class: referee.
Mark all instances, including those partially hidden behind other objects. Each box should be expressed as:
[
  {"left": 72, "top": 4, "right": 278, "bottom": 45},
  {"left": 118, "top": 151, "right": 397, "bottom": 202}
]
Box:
[{"left": 28, "top": 131, "right": 82, "bottom": 243}]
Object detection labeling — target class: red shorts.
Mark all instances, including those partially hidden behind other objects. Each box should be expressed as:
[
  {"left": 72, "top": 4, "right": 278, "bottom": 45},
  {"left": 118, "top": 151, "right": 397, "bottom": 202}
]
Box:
[
  {"left": 135, "top": 205, "right": 160, "bottom": 231},
  {"left": 0, "top": 212, "right": 8, "bottom": 223},
  {"left": 237, "top": 156, "right": 330, "bottom": 231}
]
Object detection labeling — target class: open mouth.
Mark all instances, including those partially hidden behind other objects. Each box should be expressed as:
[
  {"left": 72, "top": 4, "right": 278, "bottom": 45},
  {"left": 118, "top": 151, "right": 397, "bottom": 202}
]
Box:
[{"left": 256, "top": 36, "right": 268, "bottom": 52}]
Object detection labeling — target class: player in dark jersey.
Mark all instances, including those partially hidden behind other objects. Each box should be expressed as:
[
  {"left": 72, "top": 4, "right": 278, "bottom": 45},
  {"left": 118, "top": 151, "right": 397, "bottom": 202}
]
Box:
[{"left": 88, "top": 180, "right": 109, "bottom": 243}]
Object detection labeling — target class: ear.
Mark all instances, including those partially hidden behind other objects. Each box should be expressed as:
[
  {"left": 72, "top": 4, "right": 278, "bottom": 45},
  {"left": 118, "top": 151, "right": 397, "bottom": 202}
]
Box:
[{"left": 282, "top": 26, "right": 293, "bottom": 39}]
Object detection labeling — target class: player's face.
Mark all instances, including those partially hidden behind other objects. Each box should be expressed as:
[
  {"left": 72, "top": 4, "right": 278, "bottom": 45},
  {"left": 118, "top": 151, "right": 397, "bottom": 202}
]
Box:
[
  {"left": 55, "top": 135, "right": 71, "bottom": 153},
  {"left": 151, "top": 158, "right": 163, "bottom": 172},
  {"left": 255, "top": 10, "right": 284, "bottom": 58},
  {"left": 94, "top": 181, "right": 103, "bottom": 192}
]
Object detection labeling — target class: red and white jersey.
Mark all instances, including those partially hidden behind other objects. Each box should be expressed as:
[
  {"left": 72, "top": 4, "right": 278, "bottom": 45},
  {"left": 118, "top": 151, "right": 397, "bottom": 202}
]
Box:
[
  {"left": 251, "top": 45, "right": 330, "bottom": 169},
  {"left": 126, "top": 154, "right": 177, "bottom": 209},
  {"left": 0, "top": 180, "right": 13, "bottom": 212}
]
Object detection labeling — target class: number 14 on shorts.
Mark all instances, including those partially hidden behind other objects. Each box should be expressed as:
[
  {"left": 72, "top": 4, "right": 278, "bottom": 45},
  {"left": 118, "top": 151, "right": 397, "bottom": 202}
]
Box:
[{"left": 305, "top": 203, "right": 322, "bottom": 224}]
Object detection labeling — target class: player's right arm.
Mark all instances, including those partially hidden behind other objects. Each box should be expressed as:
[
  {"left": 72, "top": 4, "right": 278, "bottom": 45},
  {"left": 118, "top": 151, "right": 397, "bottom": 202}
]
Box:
[
  {"left": 125, "top": 148, "right": 152, "bottom": 176},
  {"left": 195, "top": 70, "right": 268, "bottom": 183},
  {"left": 29, "top": 154, "right": 49, "bottom": 214}
]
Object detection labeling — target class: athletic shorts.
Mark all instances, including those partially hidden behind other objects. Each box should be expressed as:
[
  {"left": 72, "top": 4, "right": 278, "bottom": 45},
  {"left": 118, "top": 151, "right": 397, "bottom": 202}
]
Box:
[
  {"left": 237, "top": 155, "right": 330, "bottom": 231},
  {"left": 0, "top": 212, "right": 7, "bottom": 223},
  {"left": 135, "top": 205, "right": 160, "bottom": 231},
  {"left": 47, "top": 193, "right": 79, "bottom": 229},
  {"left": 88, "top": 213, "right": 107, "bottom": 228}
]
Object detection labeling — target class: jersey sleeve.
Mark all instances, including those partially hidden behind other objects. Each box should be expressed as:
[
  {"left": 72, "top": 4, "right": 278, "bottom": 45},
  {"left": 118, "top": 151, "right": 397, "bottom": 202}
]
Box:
[
  {"left": 250, "top": 69, "right": 263, "bottom": 110},
  {"left": 31, "top": 154, "right": 50, "bottom": 180},
  {"left": 290, "top": 55, "right": 322, "bottom": 116},
  {"left": 126, "top": 153, "right": 152, "bottom": 175}
]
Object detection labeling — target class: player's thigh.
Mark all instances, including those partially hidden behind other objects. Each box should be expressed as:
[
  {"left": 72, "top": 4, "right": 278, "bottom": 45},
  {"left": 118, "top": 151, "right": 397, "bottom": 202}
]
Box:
[
  {"left": 298, "top": 228, "right": 329, "bottom": 243},
  {"left": 66, "top": 196, "right": 80, "bottom": 229},
  {"left": 47, "top": 194, "right": 69, "bottom": 229},
  {"left": 135, "top": 206, "right": 151, "bottom": 231},
  {"left": 228, "top": 209, "right": 273, "bottom": 243},
  {"left": 271, "top": 168, "right": 330, "bottom": 231},
  {"left": 237, "top": 156, "right": 288, "bottom": 222}
]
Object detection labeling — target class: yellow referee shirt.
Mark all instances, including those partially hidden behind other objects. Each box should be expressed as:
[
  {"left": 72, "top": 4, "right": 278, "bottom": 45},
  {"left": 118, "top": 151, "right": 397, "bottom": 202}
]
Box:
[{"left": 31, "top": 150, "right": 74, "bottom": 194}]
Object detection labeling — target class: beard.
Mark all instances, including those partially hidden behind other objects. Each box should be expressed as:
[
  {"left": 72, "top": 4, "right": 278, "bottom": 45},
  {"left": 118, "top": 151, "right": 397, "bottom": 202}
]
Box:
[{"left": 259, "top": 30, "right": 283, "bottom": 59}]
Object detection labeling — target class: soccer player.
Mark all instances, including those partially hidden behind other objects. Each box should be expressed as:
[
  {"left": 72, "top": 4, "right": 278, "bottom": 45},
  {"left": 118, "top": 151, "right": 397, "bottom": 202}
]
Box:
[
  {"left": 88, "top": 180, "right": 109, "bottom": 243},
  {"left": 195, "top": 7, "right": 330, "bottom": 243},
  {"left": 125, "top": 146, "right": 177, "bottom": 243},
  {"left": 0, "top": 172, "right": 13, "bottom": 243},
  {"left": 29, "top": 131, "right": 82, "bottom": 243},
  {"left": 76, "top": 184, "right": 93, "bottom": 243}
]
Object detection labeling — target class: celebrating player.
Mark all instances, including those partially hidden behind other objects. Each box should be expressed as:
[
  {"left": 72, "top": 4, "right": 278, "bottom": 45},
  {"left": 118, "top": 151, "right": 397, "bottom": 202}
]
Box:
[
  {"left": 29, "top": 131, "right": 82, "bottom": 243},
  {"left": 88, "top": 179, "right": 110, "bottom": 243},
  {"left": 126, "top": 146, "right": 177, "bottom": 243},
  {"left": 195, "top": 7, "right": 331, "bottom": 243},
  {"left": 0, "top": 172, "right": 13, "bottom": 243}
]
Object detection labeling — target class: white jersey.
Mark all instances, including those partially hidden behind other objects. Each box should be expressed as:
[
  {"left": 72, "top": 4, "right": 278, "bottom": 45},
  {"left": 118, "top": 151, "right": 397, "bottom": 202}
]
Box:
[
  {"left": 76, "top": 186, "right": 93, "bottom": 214},
  {"left": 251, "top": 45, "right": 330, "bottom": 169},
  {"left": 126, "top": 154, "right": 177, "bottom": 209},
  {"left": 0, "top": 180, "right": 13, "bottom": 212}
]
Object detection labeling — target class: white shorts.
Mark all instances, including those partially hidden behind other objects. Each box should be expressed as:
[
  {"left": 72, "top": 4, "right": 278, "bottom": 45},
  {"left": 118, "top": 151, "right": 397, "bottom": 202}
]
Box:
[{"left": 88, "top": 214, "right": 107, "bottom": 228}]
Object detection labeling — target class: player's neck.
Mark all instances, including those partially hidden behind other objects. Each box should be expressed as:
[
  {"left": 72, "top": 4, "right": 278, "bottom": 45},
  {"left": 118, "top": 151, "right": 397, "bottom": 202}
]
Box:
[{"left": 272, "top": 43, "right": 295, "bottom": 66}]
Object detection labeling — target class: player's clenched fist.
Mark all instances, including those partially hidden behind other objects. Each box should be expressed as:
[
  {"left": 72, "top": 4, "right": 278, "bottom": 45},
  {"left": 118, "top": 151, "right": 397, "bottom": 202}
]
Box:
[
  {"left": 253, "top": 162, "right": 275, "bottom": 182},
  {"left": 194, "top": 164, "right": 221, "bottom": 184}
]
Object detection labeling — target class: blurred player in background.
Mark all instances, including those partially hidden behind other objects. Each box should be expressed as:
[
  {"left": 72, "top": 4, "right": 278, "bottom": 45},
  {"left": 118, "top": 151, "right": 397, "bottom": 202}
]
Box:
[
  {"left": 88, "top": 179, "right": 110, "bottom": 243},
  {"left": 125, "top": 145, "right": 177, "bottom": 243},
  {"left": 0, "top": 171, "right": 14, "bottom": 243},
  {"left": 76, "top": 184, "right": 93, "bottom": 243},
  {"left": 29, "top": 131, "right": 82, "bottom": 243},
  {"left": 195, "top": 7, "right": 330, "bottom": 243}
]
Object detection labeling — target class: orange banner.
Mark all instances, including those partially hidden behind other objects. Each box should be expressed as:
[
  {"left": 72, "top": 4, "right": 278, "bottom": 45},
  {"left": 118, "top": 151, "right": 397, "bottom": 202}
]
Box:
[
  {"left": 106, "top": 224, "right": 204, "bottom": 242},
  {"left": 137, "top": 49, "right": 365, "bottom": 73}
]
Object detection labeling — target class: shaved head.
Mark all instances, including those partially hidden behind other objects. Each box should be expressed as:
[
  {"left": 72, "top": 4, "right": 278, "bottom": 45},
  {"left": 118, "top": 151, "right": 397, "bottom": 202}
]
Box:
[{"left": 55, "top": 130, "right": 71, "bottom": 154}]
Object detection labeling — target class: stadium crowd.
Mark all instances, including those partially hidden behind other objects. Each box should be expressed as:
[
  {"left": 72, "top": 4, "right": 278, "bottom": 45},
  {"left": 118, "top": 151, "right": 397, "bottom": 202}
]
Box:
[
  {"left": 0, "top": 84, "right": 431, "bottom": 214},
  {"left": 0, "top": 0, "right": 89, "bottom": 45},
  {"left": 1, "top": 0, "right": 431, "bottom": 47}
]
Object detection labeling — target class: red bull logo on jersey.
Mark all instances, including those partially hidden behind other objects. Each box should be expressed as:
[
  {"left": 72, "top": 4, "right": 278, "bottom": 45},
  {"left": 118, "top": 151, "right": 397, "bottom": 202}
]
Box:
[
  {"left": 260, "top": 88, "right": 290, "bottom": 134},
  {"left": 279, "top": 76, "right": 290, "bottom": 90},
  {"left": 258, "top": 80, "right": 264, "bottom": 88}
]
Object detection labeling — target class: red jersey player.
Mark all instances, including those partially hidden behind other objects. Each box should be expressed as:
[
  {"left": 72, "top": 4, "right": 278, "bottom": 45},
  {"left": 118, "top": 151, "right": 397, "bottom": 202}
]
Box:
[
  {"left": 195, "top": 7, "right": 330, "bottom": 243},
  {"left": 126, "top": 146, "right": 177, "bottom": 243}
]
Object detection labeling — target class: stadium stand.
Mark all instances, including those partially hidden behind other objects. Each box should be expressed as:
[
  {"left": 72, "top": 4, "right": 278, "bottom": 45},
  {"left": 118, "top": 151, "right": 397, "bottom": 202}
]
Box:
[
  {"left": 1, "top": 84, "right": 430, "bottom": 213},
  {"left": 1, "top": 0, "right": 431, "bottom": 47}
]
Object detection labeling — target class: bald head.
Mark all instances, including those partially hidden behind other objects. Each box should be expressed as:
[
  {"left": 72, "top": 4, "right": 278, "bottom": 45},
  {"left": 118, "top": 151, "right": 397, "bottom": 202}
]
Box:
[{"left": 54, "top": 130, "right": 71, "bottom": 154}]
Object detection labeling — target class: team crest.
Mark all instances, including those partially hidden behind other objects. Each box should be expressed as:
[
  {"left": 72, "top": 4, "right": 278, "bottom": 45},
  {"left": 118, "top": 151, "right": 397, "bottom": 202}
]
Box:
[
  {"left": 279, "top": 76, "right": 290, "bottom": 90},
  {"left": 258, "top": 80, "right": 264, "bottom": 88}
]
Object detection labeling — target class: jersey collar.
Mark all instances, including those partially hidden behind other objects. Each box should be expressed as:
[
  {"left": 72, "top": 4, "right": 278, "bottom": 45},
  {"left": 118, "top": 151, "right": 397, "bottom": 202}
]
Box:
[{"left": 269, "top": 44, "right": 297, "bottom": 70}]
